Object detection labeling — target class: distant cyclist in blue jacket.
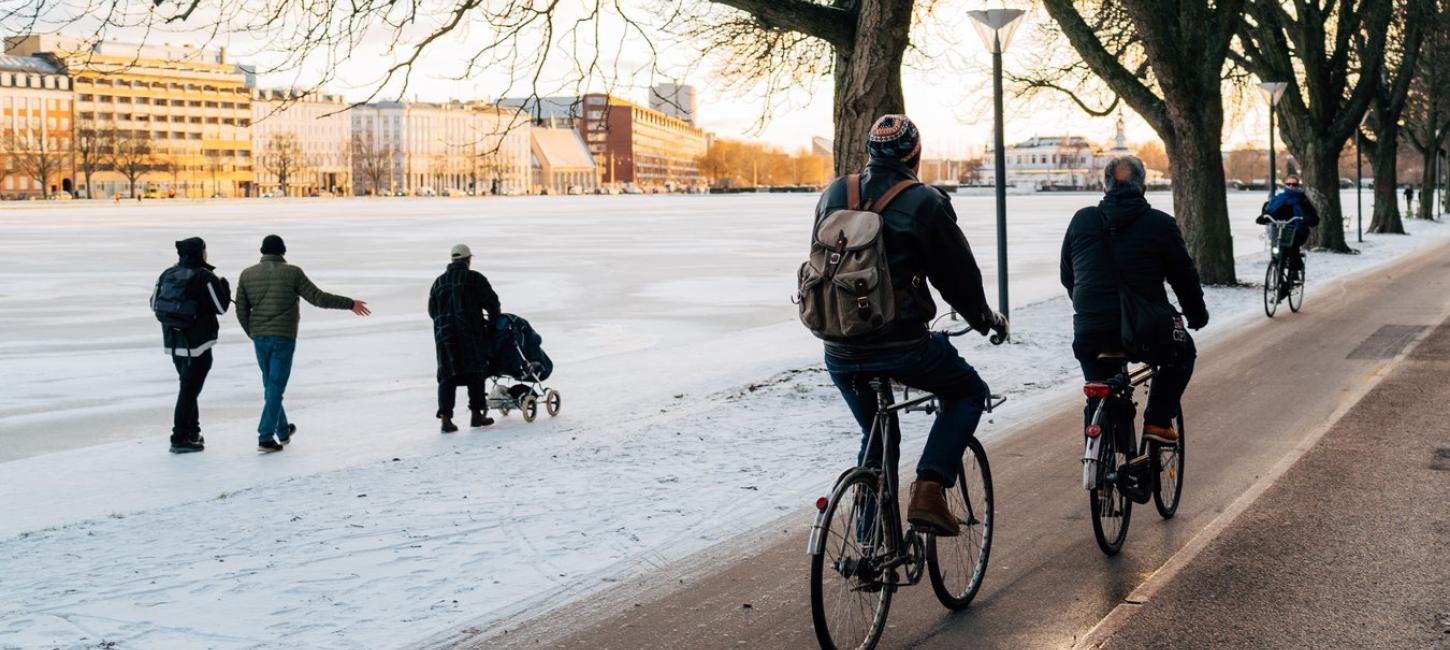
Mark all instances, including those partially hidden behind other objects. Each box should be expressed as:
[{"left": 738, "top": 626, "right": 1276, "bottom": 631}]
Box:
[{"left": 1257, "top": 175, "right": 1320, "bottom": 275}]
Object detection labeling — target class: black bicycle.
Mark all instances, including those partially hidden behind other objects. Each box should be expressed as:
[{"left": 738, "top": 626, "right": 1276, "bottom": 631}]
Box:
[
  {"left": 1081, "top": 354, "right": 1184, "bottom": 556},
  {"left": 807, "top": 323, "right": 1005, "bottom": 650},
  {"left": 1263, "top": 216, "right": 1306, "bottom": 318}
]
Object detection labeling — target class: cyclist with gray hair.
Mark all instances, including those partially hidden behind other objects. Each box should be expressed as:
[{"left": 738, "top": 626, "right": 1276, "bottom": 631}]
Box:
[{"left": 1060, "top": 156, "right": 1208, "bottom": 444}]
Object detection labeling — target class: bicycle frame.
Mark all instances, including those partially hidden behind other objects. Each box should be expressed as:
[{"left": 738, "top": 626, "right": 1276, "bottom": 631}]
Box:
[{"left": 1082, "top": 363, "right": 1153, "bottom": 490}]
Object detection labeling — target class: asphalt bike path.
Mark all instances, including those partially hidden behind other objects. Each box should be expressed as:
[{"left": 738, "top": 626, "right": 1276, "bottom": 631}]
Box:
[
  {"left": 470, "top": 240, "right": 1450, "bottom": 649},
  {"left": 1088, "top": 316, "right": 1450, "bottom": 648}
]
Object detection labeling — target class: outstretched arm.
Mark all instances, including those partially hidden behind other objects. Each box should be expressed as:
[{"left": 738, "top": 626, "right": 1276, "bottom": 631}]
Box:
[{"left": 295, "top": 269, "right": 357, "bottom": 311}]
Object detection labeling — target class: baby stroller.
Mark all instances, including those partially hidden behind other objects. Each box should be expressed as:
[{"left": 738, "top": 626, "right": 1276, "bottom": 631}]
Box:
[{"left": 486, "top": 313, "right": 560, "bottom": 422}]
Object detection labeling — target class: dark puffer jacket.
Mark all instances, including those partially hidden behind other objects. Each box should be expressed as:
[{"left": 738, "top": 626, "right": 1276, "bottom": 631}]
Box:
[
  {"left": 156, "top": 242, "right": 231, "bottom": 356},
  {"left": 813, "top": 159, "right": 995, "bottom": 350},
  {"left": 1060, "top": 186, "right": 1208, "bottom": 351},
  {"left": 428, "top": 260, "right": 501, "bottom": 381}
]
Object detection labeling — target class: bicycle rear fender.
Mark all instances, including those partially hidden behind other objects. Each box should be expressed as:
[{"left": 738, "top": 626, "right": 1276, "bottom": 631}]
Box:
[{"left": 807, "top": 467, "right": 882, "bottom": 556}]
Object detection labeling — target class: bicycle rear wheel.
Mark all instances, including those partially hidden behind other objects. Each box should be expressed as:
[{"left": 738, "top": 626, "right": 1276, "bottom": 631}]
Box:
[
  {"left": 810, "top": 471, "right": 893, "bottom": 650},
  {"left": 1151, "top": 414, "right": 1185, "bottom": 519},
  {"left": 1264, "top": 259, "right": 1280, "bottom": 318},
  {"left": 1288, "top": 260, "right": 1305, "bottom": 313},
  {"left": 926, "top": 437, "right": 994, "bottom": 610},
  {"left": 1091, "top": 421, "right": 1132, "bottom": 556}
]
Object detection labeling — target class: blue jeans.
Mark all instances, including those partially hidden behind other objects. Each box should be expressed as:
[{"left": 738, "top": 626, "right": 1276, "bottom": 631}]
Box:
[
  {"left": 825, "top": 334, "right": 991, "bottom": 488},
  {"left": 253, "top": 336, "right": 296, "bottom": 442}
]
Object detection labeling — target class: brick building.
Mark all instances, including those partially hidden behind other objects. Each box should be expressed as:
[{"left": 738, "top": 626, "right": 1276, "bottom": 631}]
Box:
[{"left": 579, "top": 93, "right": 708, "bottom": 190}]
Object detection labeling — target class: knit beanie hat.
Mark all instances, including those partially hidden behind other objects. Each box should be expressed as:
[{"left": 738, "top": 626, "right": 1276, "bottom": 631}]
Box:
[
  {"left": 260, "top": 234, "right": 286, "bottom": 256},
  {"left": 867, "top": 114, "right": 922, "bottom": 167}
]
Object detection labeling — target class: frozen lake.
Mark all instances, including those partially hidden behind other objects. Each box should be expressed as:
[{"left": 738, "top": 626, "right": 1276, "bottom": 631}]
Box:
[{"left": 0, "top": 190, "right": 1373, "bottom": 460}]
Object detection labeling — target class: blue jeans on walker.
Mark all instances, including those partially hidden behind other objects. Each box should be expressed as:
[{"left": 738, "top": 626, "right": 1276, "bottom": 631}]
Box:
[
  {"left": 825, "top": 333, "right": 991, "bottom": 490},
  {"left": 253, "top": 336, "right": 296, "bottom": 443}
]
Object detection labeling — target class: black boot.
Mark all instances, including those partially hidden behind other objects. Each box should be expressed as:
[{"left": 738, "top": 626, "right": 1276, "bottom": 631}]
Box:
[
  {"left": 169, "top": 439, "right": 205, "bottom": 454},
  {"left": 471, "top": 409, "right": 494, "bottom": 428},
  {"left": 440, "top": 416, "right": 459, "bottom": 433}
]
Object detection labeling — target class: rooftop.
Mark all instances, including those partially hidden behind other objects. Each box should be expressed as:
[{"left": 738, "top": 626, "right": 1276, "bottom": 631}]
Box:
[{"left": 0, "top": 54, "right": 61, "bottom": 74}]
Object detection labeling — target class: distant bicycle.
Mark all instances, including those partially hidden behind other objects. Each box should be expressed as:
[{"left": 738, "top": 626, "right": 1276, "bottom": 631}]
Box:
[
  {"left": 1263, "top": 216, "right": 1306, "bottom": 318},
  {"left": 807, "top": 321, "right": 1006, "bottom": 650},
  {"left": 1081, "top": 353, "right": 1184, "bottom": 556}
]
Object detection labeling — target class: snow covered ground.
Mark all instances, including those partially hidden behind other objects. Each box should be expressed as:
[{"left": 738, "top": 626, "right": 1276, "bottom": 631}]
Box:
[{"left": 0, "top": 192, "right": 1440, "bottom": 649}]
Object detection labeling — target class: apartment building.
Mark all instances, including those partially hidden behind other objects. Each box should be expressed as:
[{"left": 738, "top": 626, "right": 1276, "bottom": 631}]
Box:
[
  {"left": 7, "top": 34, "right": 253, "bottom": 198},
  {"left": 252, "top": 89, "right": 352, "bottom": 196},
  {"left": 579, "top": 93, "right": 708, "bottom": 189},
  {"left": 0, "top": 54, "right": 72, "bottom": 197},
  {"left": 350, "top": 101, "right": 530, "bottom": 196}
]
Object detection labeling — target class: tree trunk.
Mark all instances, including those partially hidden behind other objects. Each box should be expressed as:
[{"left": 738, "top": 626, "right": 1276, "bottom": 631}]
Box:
[
  {"left": 1367, "top": 127, "right": 1405, "bottom": 234},
  {"left": 1419, "top": 147, "right": 1440, "bottom": 219},
  {"left": 830, "top": 0, "right": 912, "bottom": 178},
  {"left": 1300, "top": 140, "right": 1351, "bottom": 251},
  {"left": 1163, "top": 116, "right": 1236, "bottom": 284}
]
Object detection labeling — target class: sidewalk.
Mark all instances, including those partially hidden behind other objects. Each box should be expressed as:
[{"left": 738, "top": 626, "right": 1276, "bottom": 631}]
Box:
[{"left": 1098, "top": 319, "right": 1450, "bottom": 648}]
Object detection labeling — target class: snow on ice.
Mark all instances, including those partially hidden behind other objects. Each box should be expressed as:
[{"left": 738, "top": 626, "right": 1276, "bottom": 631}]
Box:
[{"left": 0, "top": 193, "right": 1443, "bottom": 649}]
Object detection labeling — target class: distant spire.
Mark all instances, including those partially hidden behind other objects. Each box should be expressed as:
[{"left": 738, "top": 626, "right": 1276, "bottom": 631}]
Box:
[{"left": 1113, "top": 109, "right": 1129, "bottom": 153}]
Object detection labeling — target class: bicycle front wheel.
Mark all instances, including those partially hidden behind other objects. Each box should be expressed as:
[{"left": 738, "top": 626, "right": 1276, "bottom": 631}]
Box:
[
  {"left": 1264, "top": 259, "right": 1280, "bottom": 318},
  {"left": 1288, "top": 260, "right": 1305, "bottom": 313},
  {"left": 927, "top": 437, "right": 994, "bottom": 610},
  {"left": 810, "top": 471, "right": 893, "bottom": 650},
  {"left": 1152, "top": 414, "right": 1185, "bottom": 519},
  {"left": 1091, "top": 424, "right": 1132, "bottom": 556}
]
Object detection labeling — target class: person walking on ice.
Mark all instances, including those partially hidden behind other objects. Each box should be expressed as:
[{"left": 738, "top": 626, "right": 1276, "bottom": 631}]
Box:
[
  {"left": 235, "top": 234, "right": 371, "bottom": 452},
  {"left": 151, "top": 237, "right": 231, "bottom": 454},
  {"left": 428, "top": 244, "right": 500, "bottom": 433}
]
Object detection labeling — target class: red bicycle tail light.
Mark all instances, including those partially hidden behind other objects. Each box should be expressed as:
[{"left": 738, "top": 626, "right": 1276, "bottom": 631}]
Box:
[
  {"left": 1086, "top": 424, "right": 1102, "bottom": 438},
  {"left": 1083, "top": 383, "right": 1111, "bottom": 398},
  {"left": 815, "top": 497, "right": 829, "bottom": 511}
]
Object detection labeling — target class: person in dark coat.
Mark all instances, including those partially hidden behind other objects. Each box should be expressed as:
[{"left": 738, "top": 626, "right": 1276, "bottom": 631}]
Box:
[
  {"left": 151, "top": 237, "right": 231, "bottom": 453},
  {"left": 815, "top": 114, "right": 1008, "bottom": 537},
  {"left": 1060, "top": 156, "right": 1208, "bottom": 444},
  {"left": 1257, "top": 174, "right": 1319, "bottom": 274},
  {"left": 428, "top": 244, "right": 501, "bottom": 432}
]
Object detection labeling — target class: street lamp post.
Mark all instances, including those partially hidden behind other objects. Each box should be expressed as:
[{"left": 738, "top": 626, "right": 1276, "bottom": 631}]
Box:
[
  {"left": 969, "top": 7, "right": 1026, "bottom": 320},
  {"left": 1356, "top": 114, "right": 1365, "bottom": 242},
  {"left": 1259, "top": 82, "right": 1288, "bottom": 199}
]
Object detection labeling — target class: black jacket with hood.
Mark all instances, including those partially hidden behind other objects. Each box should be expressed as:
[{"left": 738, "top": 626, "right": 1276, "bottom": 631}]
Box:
[
  {"left": 814, "top": 158, "right": 996, "bottom": 351},
  {"left": 158, "top": 237, "right": 232, "bottom": 357},
  {"left": 428, "top": 260, "right": 501, "bottom": 381},
  {"left": 1060, "top": 186, "right": 1208, "bottom": 349}
]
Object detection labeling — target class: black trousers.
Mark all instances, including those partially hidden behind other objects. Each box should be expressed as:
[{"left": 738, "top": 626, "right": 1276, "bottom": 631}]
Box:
[
  {"left": 172, "top": 350, "right": 214, "bottom": 443},
  {"left": 438, "top": 373, "right": 487, "bottom": 418},
  {"left": 1074, "top": 330, "right": 1195, "bottom": 430}
]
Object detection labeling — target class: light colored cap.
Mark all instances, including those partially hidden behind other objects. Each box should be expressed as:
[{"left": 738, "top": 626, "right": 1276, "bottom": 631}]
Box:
[{"left": 450, "top": 243, "right": 472, "bottom": 260}]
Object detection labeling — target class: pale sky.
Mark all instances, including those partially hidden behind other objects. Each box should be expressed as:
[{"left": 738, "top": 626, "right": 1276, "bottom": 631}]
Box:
[{"left": 16, "top": 2, "right": 1279, "bottom": 158}]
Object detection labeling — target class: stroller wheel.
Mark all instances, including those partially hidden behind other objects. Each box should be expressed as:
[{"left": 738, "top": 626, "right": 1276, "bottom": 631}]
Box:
[
  {"left": 520, "top": 395, "right": 538, "bottom": 423},
  {"left": 544, "top": 389, "right": 561, "bottom": 417}
]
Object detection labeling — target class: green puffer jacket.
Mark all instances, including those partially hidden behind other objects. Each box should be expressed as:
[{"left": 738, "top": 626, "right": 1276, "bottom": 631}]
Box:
[{"left": 236, "top": 255, "right": 354, "bottom": 339}]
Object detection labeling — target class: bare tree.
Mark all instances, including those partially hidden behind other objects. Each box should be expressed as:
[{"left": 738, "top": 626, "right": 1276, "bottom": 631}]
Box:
[
  {"left": 352, "top": 131, "right": 392, "bottom": 196},
  {"left": 1233, "top": 0, "right": 1392, "bottom": 251},
  {"left": 1034, "top": 0, "right": 1247, "bottom": 283},
  {"left": 260, "top": 132, "right": 306, "bottom": 197},
  {"left": 74, "top": 120, "right": 114, "bottom": 199},
  {"left": 111, "top": 132, "right": 155, "bottom": 199},
  {"left": 1405, "top": 0, "right": 1450, "bottom": 219},
  {"left": 1360, "top": 0, "right": 1430, "bottom": 234},
  {"left": 3, "top": 130, "right": 67, "bottom": 198}
]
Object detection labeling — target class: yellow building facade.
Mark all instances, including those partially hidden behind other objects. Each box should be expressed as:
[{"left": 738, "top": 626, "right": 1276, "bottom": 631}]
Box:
[{"left": 7, "top": 35, "right": 253, "bottom": 198}]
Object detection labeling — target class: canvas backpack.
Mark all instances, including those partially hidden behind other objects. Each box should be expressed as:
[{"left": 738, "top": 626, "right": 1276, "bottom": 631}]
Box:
[
  {"left": 151, "top": 266, "right": 199, "bottom": 330},
  {"left": 797, "top": 175, "right": 919, "bottom": 340}
]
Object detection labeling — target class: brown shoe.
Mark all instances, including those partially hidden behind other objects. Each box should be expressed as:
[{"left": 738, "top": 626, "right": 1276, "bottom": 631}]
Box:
[
  {"left": 907, "top": 481, "right": 960, "bottom": 537},
  {"left": 1143, "top": 423, "right": 1178, "bottom": 444},
  {"left": 440, "top": 416, "right": 459, "bottom": 433},
  {"left": 470, "top": 409, "right": 494, "bottom": 428}
]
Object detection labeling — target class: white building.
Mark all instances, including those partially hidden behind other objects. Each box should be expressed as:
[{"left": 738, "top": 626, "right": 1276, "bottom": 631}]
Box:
[
  {"left": 350, "top": 101, "right": 531, "bottom": 196},
  {"left": 530, "top": 126, "right": 597, "bottom": 194},
  {"left": 648, "top": 82, "right": 697, "bottom": 125},
  {"left": 981, "top": 115, "right": 1160, "bottom": 190},
  {"left": 252, "top": 89, "right": 352, "bottom": 196}
]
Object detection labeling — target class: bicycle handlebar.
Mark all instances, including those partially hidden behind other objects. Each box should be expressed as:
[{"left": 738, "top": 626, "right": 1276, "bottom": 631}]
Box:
[{"left": 933, "top": 312, "right": 1007, "bottom": 345}]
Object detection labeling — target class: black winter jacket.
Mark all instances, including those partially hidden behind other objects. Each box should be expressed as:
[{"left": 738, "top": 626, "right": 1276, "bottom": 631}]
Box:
[
  {"left": 814, "top": 159, "right": 996, "bottom": 351},
  {"left": 428, "top": 261, "right": 501, "bottom": 381},
  {"left": 1060, "top": 187, "right": 1208, "bottom": 346},
  {"left": 158, "top": 257, "right": 231, "bottom": 357}
]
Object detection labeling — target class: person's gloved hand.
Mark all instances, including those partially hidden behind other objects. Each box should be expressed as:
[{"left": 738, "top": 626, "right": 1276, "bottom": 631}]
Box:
[
  {"left": 1255, "top": 214, "right": 1270, "bottom": 225},
  {"left": 1187, "top": 312, "right": 1209, "bottom": 330},
  {"left": 987, "top": 311, "right": 1010, "bottom": 344}
]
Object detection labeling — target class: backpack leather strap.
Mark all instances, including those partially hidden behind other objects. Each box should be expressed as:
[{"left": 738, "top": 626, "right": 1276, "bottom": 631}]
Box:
[
  {"left": 865, "top": 180, "right": 920, "bottom": 213},
  {"left": 846, "top": 174, "right": 862, "bottom": 210}
]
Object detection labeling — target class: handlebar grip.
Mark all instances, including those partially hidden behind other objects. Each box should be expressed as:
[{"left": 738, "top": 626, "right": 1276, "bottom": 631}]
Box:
[{"left": 989, "top": 332, "right": 1007, "bottom": 345}]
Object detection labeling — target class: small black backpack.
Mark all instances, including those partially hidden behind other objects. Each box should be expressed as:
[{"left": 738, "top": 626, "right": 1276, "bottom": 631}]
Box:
[{"left": 151, "top": 266, "right": 199, "bottom": 329}]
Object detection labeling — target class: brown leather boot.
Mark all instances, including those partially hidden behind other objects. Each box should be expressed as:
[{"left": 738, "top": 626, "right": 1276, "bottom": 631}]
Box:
[
  {"left": 907, "top": 481, "right": 960, "bottom": 537},
  {"left": 470, "top": 409, "right": 494, "bottom": 427},
  {"left": 440, "top": 416, "right": 458, "bottom": 433},
  {"left": 1143, "top": 423, "right": 1178, "bottom": 444}
]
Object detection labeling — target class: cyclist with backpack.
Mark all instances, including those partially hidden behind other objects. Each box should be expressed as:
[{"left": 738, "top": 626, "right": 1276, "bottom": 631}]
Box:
[
  {"left": 151, "top": 237, "right": 231, "bottom": 454},
  {"left": 1061, "top": 156, "right": 1208, "bottom": 445},
  {"left": 1257, "top": 174, "right": 1319, "bottom": 289},
  {"left": 799, "top": 114, "right": 1007, "bottom": 536}
]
